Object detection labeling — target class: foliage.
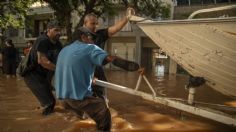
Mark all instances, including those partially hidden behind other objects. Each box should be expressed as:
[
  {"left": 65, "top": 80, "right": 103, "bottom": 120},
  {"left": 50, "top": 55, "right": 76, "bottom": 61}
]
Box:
[
  {"left": 0, "top": 0, "right": 171, "bottom": 42},
  {"left": 41, "top": 0, "right": 170, "bottom": 41},
  {"left": 0, "top": 0, "right": 37, "bottom": 29},
  {"left": 42, "top": 0, "right": 119, "bottom": 26},
  {"left": 42, "top": 0, "right": 122, "bottom": 41},
  {"left": 43, "top": 0, "right": 170, "bottom": 25},
  {"left": 122, "top": 0, "right": 171, "bottom": 19}
]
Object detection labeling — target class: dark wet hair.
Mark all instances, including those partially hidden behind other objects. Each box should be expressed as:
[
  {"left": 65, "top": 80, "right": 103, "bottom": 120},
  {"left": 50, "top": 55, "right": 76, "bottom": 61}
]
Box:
[
  {"left": 71, "top": 27, "right": 97, "bottom": 42},
  {"left": 6, "top": 39, "right": 12, "bottom": 44},
  {"left": 5, "top": 39, "right": 14, "bottom": 47},
  {"left": 27, "top": 40, "right": 34, "bottom": 44}
]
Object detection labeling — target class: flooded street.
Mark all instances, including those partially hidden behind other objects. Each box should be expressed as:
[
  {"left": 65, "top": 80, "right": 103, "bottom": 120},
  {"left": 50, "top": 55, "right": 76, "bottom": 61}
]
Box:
[{"left": 0, "top": 71, "right": 236, "bottom": 132}]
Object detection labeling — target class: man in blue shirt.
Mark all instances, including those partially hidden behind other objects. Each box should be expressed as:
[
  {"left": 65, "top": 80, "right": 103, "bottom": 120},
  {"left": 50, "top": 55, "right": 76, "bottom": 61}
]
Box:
[
  {"left": 55, "top": 26, "right": 140, "bottom": 131},
  {"left": 55, "top": 27, "right": 115, "bottom": 131}
]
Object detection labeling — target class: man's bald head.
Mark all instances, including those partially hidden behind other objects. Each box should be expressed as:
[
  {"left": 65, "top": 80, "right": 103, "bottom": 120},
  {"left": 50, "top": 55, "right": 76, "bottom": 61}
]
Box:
[{"left": 83, "top": 13, "right": 98, "bottom": 32}]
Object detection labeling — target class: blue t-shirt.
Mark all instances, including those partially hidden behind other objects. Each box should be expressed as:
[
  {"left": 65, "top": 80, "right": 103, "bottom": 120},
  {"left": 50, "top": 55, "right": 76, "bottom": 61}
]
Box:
[{"left": 55, "top": 40, "right": 108, "bottom": 100}]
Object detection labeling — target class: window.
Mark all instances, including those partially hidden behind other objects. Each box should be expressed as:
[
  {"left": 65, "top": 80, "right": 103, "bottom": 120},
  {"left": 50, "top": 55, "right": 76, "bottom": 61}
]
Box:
[
  {"left": 25, "top": 17, "right": 67, "bottom": 38},
  {"left": 25, "top": 17, "right": 49, "bottom": 38},
  {"left": 176, "top": 0, "right": 234, "bottom": 6},
  {"left": 8, "top": 27, "right": 18, "bottom": 37}
]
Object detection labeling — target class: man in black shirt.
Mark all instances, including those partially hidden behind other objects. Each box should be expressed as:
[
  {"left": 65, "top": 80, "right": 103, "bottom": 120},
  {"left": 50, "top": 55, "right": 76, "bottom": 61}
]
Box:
[
  {"left": 83, "top": 8, "right": 135, "bottom": 99},
  {"left": 24, "top": 20, "right": 63, "bottom": 116}
]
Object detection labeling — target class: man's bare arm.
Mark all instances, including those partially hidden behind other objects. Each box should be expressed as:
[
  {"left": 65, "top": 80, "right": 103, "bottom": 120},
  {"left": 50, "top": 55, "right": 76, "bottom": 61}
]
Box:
[
  {"left": 37, "top": 51, "right": 55, "bottom": 71},
  {"left": 108, "top": 17, "right": 129, "bottom": 37},
  {"left": 108, "top": 7, "right": 134, "bottom": 37},
  {"left": 103, "top": 55, "right": 139, "bottom": 71}
]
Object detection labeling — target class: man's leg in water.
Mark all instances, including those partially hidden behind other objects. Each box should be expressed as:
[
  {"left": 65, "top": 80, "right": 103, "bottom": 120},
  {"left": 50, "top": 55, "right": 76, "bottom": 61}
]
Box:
[
  {"left": 24, "top": 71, "right": 55, "bottom": 116},
  {"left": 64, "top": 96, "right": 111, "bottom": 131}
]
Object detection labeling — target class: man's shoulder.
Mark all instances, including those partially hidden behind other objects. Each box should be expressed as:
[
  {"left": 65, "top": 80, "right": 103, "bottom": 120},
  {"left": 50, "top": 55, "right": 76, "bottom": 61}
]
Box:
[
  {"left": 87, "top": 44, "right": 105, "bottom": 54},
  {"left": 35, "top": 34, "right": 50, "bottom": 44},
  {"left": 37, "top": 34, "right": 48, "bottom": 40}
]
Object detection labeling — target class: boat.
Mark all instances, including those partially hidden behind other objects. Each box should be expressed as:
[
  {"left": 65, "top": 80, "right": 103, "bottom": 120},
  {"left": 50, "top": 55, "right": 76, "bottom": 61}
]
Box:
[
  {"left": 95, "top": 5, "right": 236, "bottom": 126},
  {"left": 130, "top": 5, "right": 236, "bottom": 98}
]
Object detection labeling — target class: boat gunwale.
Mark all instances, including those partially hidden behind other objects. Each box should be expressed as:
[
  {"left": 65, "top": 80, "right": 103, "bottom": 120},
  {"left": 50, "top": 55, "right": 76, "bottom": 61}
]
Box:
[{"left": 137, "top": 17, "right": 236, "bottom": 25}]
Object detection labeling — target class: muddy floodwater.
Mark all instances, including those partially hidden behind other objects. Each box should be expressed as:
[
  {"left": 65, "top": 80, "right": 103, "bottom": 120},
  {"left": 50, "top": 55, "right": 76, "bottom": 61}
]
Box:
[{"left": 0, "top": 70, "right": 236, "bottom": 132}]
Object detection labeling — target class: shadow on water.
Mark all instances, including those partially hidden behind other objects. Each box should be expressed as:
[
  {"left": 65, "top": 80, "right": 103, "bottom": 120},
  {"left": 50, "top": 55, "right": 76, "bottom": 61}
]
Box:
[{"left": 0, "top": 72, "right": 236, "bottom": 132}]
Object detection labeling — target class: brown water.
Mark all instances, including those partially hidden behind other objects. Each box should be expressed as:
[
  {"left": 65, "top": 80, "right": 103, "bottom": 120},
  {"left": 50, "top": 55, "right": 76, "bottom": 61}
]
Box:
[
  {"left": 105, "top": 70, "right": 235, "bottom": 105},
  {"left": 0, "top": 71, "right": 235, "bottom": 132}
]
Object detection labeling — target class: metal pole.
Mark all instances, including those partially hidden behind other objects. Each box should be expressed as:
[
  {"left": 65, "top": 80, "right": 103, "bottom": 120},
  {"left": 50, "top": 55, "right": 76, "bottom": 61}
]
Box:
[
  {"left": 143, "top": 75, "right": 156, "bottom": 97},
  {"left": 95, "top": 79, "right": 236, "bottom": 126},
  {"left": 188, "top": 5, "right": 236, "bottom": 19},
  {"left": 135, "top": 75, "right": 142, "bottom": 91},
  {"left": 187, "top": 87, "right": 196, "bottom": 105}
]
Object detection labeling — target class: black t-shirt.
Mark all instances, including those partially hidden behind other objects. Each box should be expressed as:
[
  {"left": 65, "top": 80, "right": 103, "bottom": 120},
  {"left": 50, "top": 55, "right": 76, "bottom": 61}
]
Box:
[
  {"left": 31, "top": 34, "right": 62, "bottom": 77},
  {"left": 94, "top": 28, "right": 109, "bottom": 80},
  {"left": 95, "top": 28, "right": 109, "bottom": 49},
  {"left": 2, "top": 46, "right": 17, "bottom": 62}
]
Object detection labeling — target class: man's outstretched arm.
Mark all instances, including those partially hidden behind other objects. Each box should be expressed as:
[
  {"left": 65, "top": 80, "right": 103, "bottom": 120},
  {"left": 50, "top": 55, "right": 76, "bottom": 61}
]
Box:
[
  {"left": 103, "top": 55, "right": 139, "bottom": 72},
  {"left": 108, "top": 7, "right": 135, "bottom": 37}
]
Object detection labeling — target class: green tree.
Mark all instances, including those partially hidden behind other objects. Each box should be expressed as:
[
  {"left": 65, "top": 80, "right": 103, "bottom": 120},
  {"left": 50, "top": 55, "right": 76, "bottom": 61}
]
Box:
[
  {"left": 0, "top": 0, "right": 37, "bottom": 45},
  {"left": 42, "top": 0, "right": 118, "bottom": 41},
  {"left": 42, "top": 0, "right": 170, "bottom": 42},
  {"left": 122, "top": 0, "right": 170, "bottom": 19}
]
